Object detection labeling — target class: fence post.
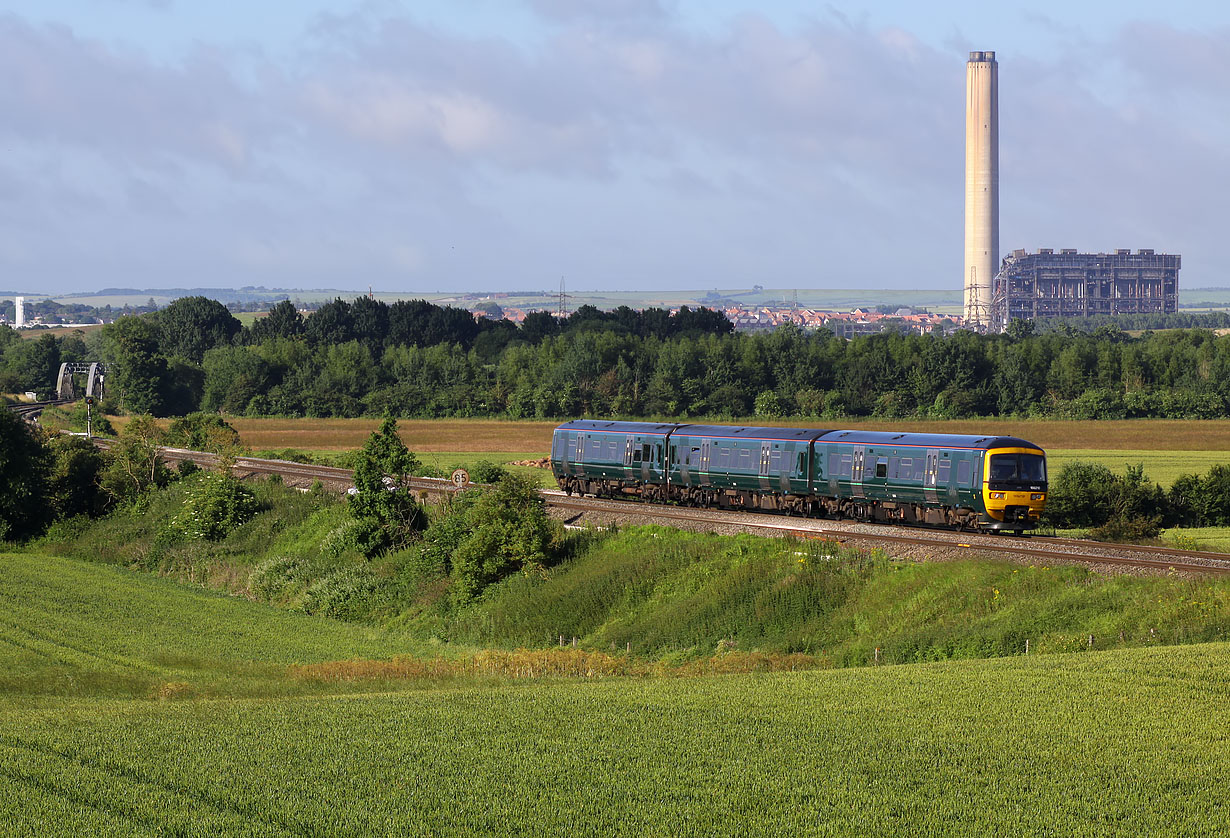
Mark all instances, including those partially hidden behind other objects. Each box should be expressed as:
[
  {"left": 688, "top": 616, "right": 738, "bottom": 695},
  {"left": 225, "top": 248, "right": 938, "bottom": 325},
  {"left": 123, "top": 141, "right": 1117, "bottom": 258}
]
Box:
[
  {"left": 1088, "top": 634, "right": 1095, "bottom": 650},
  {"left": 874, "top": 647, "right": 881, "bottom": 665},
  {"left": 1025, "top": 639, "right": 1030, "bottom": 655},
  {"left": 559, "top": 635, "right": 564, "bottom": 647}
]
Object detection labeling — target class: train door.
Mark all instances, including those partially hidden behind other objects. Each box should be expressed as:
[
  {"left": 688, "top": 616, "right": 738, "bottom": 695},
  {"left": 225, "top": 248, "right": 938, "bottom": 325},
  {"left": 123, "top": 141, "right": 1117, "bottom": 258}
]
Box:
[
  {"left": 640, "top": 442, "right": 652, "bottom": 482},
  {"left": 624, "top": 436, "right": 634, "bottom": 468},
  {"left": 758, "top": 441, "right": 771, "bottom": 490},
  {"left": 699, "top": 440, "right": 711, "bottom": 485},
  {"left": 770, "top": 443, "right": 787, "bottom": 493},
  {"left": 924, "top": 450, "right": 939, "bottom": 502},
  {"left": 852, "top": 446, "right": 866, "bottom": 497},
  {"left": 574, "top": 434, "right": 585, "bottom": 476}
]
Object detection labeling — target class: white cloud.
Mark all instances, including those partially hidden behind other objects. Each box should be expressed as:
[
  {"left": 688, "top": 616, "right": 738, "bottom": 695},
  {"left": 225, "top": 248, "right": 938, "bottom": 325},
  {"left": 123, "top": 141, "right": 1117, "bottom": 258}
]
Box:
[{"left": 1, "top": 7, "right": 1227, "bottom": 291}]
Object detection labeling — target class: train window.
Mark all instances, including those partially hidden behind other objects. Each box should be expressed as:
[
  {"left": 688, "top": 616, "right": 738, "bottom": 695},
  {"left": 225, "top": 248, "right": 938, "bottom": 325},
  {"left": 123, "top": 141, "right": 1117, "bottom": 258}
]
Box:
[
  {"left": 739, "top": 448, "right": 751, "bottom": 468},
  {"left": 888, "top": 457, "right": 898, "bottom": 478},
  {"left": 875, "top": 459, "right": 887, "bottom": 479},
  {"left": 670, "top": 445, "right": 677, "bottom": 463},
  {"left": 841, "top": 453, "right": 853, "bottom": 477},
  {"left": 957, "top": 460, "right": 972, "bottom": 486},
  {"left": 797, "top": 453, "right": 806, "bottom": 475},
  {"left": 642, "top": 444, "right": 652, "bottom": 462},
  {"left": 632, "top": 445, "right": 642, "bottom": 463},
  {"left": 769, "top": 449, "right": 782, "bottom": 473},
  {"left": 898, "top": 456, "right": 912, "bottom": 478},
  {"left": 913, "top": 458, "right": 926, "bottom": 480},
  {"left": 937, "top": 460, "right": 952, "bottom": 484}
]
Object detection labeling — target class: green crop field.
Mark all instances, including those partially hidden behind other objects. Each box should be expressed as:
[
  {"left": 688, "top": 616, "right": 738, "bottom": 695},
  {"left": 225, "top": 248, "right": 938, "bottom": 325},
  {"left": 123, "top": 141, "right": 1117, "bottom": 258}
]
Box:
[
  {"left": 6, "top": 549, "right": 1230, "bottom": 835},
  {"left": 1047, "top": 448, "right": 1230, "bottom": 488},
  {"left": 2, "top": 547, "right": 1229, "bottom": 835},
  {"left": 3, "top": 645, "right": 1228, "bottom": 836}
]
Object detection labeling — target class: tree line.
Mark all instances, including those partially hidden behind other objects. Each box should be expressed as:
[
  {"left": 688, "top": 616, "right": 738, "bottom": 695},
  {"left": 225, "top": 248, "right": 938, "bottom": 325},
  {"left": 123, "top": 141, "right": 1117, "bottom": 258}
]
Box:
[{"left": 7, "top": 296, "right": 1230, "bottom": 421}]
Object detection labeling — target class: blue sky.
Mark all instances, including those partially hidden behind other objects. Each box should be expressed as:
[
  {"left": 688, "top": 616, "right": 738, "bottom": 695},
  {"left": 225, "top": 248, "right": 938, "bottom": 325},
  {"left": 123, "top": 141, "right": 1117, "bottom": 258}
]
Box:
[{"left": 2, "top": 1, "right": 1227, "bottom": 295}]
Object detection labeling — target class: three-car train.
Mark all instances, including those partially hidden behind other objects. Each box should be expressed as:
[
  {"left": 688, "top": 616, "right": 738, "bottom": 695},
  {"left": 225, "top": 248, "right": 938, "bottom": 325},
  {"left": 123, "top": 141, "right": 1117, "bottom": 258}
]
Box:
[{"left": 550, "top": 420, "right": 1047, "bottom": 533}]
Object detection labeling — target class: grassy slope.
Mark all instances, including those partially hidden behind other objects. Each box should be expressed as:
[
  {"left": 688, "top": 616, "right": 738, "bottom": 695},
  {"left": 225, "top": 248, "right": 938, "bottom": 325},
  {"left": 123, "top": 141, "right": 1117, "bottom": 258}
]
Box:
[
  {"left": 430, "top": 528, "right": 1230, "bottom": 662},
  {"left": 0, "top": 552, "right": 434, "bottom": 699}
]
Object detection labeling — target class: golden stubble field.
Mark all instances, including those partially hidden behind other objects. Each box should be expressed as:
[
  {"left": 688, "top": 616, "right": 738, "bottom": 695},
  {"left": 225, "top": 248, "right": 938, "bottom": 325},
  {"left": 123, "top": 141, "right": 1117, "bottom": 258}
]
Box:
[{"left": 142, "top": 416, "right": 1230, "bottom": 455}]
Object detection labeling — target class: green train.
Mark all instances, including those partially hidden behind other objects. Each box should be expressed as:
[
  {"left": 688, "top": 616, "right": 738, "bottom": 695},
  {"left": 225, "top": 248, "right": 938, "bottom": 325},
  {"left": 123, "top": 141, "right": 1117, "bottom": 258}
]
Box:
[{"left": 551, "top": 420, "right": 1047, "bottom": 533}]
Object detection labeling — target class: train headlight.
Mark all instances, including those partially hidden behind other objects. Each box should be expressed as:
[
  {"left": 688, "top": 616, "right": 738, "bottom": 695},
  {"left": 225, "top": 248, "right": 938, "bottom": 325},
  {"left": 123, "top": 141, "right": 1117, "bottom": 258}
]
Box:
[
  {"left": 1031, "top": 493, "right": 1045, "bottom": 501},
  {"left": 989, "top": 492, "right": 1004, "bottom": 500}
]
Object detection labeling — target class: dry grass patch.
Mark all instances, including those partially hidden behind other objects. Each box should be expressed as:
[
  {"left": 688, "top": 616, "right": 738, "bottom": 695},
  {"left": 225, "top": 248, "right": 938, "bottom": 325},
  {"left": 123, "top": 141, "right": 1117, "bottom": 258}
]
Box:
[{"left": 289, "top": 648, "right": 825, "bottom": 682}]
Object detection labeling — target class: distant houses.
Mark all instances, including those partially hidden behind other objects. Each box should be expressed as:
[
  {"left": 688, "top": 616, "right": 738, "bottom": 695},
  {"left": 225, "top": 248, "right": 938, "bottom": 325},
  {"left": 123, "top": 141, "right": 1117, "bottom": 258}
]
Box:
[{"left": 470, "top": 303, "right": 960, "bottom": 336}]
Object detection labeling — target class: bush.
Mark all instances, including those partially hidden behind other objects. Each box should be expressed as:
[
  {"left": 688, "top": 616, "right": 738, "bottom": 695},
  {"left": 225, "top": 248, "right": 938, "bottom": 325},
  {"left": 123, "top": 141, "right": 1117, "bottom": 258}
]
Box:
[
  {"left": 467, "top": 460, "right": 508, "bottom": 484},
  {"left": 47, "top": 435, "right": 109, "bottom": 520},
  {"left": 302, "top": 567, "right": 386, "bottom": 622},
  {"left": 164, "top": 413, "right": 241, "bottom": 453},
  {"left": 1197, "top": 464, "right": 1230, "bottom": 526},
  {"left": 1088, "top": 516, "right": 1162, "bottom": 543},
  {"left": 1044, "top": 461, "right": 1166, "bottom": 531},
  {"left": 170, "top": 473, "right": 260, "bottom": 541},
  {"left": 447, "top": 474, "right": 557, "bottom": 603},
  {"left": 249, "top": 554, "right": 335, "bottom": 605}
]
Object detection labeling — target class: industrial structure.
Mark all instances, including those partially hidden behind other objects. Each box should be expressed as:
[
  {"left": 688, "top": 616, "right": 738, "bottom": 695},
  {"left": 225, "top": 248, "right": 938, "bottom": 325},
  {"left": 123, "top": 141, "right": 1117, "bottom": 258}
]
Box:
[
  {"left": 14, "top": 296, "right": 25, "bottom": 328},
  {"left": 963, "top": 51, "right": 998, "bottom": 330},
  {"left": 990, "top": 248, "right": 1180, "bottom": 327}
]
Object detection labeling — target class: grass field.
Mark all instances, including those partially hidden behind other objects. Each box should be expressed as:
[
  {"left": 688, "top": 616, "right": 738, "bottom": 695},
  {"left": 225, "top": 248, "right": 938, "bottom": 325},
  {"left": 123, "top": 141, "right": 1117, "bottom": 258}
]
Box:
[
  {"left": 1047, "top": 449, "right": 1230, "bottom": 488},
  {"left": 2, "top": 551, "right": 1229, "bottom": 835}
]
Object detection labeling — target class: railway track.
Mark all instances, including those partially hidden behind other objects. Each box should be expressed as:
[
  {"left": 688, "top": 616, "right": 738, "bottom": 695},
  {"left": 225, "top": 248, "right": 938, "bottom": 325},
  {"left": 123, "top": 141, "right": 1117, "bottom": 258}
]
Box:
[
  {"left": 6, "top": 398, "right": 71, "bottom": 421},
  {"left": 543, "top": 493, "right": 1230, "bottom": 577},
  {"left": 84, "top": 439, "right": 1230, "bottom": 577}
]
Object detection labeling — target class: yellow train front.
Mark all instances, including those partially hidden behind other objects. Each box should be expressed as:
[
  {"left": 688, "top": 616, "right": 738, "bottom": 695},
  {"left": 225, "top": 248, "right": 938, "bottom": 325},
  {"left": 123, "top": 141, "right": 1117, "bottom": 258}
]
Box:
[{"left": 978, "top": 442, "right": 1048, "bottom": 531}]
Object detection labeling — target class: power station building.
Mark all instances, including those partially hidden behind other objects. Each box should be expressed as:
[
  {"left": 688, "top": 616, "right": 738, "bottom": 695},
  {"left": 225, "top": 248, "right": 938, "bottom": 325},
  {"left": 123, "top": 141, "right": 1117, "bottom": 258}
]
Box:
[{"left": 990, "top": 248, "right": 1180, "bottom": 328}]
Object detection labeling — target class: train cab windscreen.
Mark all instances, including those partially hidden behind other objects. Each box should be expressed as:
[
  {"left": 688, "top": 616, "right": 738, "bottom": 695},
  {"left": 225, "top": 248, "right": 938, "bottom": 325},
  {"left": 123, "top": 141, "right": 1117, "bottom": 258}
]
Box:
[{"left": 988, "top": 452, "right": 1046, "bottom": 486}]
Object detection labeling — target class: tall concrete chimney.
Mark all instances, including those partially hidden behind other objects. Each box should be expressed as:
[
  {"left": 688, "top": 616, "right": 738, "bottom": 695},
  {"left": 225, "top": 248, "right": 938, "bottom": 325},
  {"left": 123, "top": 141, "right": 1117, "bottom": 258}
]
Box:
[
  {"left": 963, "top": 51, "right": 998, "bottom": 329},
  {"left": 14, "top": 296, "right": 25, "bottom": 328}
]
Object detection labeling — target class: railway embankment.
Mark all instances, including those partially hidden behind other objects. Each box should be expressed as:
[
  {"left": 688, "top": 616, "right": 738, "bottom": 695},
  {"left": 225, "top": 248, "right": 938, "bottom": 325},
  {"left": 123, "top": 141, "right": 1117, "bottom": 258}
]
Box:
[{"left": 31, "top": 472, "right": 1230, "bottom": 669}]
